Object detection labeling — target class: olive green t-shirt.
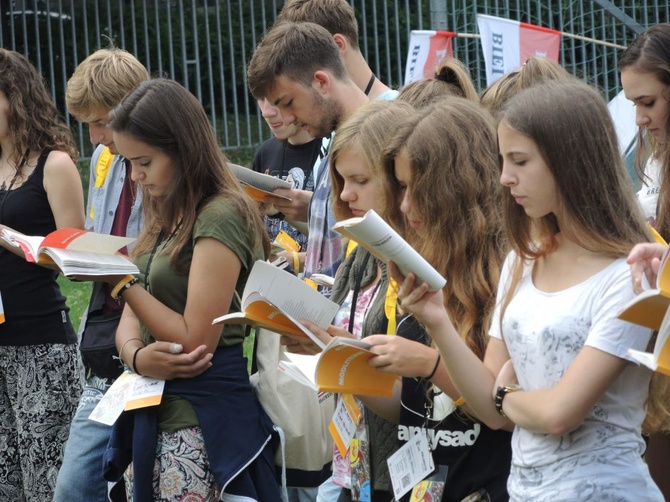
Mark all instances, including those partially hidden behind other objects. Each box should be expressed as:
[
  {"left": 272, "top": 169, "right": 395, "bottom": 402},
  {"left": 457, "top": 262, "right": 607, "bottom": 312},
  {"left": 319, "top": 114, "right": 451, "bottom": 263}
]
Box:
[{"left": 134, "top": 196, "right": 263, "bottom": 431}]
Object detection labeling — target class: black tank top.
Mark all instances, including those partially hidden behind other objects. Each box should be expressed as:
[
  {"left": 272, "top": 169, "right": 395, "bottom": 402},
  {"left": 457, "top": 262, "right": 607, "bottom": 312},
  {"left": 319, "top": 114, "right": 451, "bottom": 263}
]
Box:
[{"left": 0, "top": 150, "right": 76, "bottom": 345}]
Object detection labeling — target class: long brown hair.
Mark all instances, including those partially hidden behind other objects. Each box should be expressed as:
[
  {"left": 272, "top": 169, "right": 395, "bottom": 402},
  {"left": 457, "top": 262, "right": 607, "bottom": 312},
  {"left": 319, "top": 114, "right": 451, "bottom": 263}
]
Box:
[
  {"left": 381, "top": 98, "right": 506, "bottom": 359},
  {"left": 110, "top": 78, "right": 268, "bottom": 271},
  {"left": 499, "top": 80, "right": 650, "bottom": 262},
  {"left": 0, "top": 49, "right": 77, "bottom": 170},
  {"left": 620, "top": 23, "right": 670, "bottom": 239},
  {"left": 498, "top": 80, "right": 670, "bottom": 433}
]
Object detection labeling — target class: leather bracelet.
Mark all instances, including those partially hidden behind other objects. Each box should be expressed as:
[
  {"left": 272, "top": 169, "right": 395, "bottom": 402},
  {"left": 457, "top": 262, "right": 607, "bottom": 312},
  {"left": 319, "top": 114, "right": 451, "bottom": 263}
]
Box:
[
  {"left": 426, "top": 351, "right": 441, "bottom": 380},
  {"left": 132, "top": 346, "right": 143, "bottom": 376},
  {"left": 118, "top": 277, "right": 139, "bottom": 298},
  {"left": 111, "top": 275, "right": 138, "bottom": 302},
  {"left": 494, "top": 385, "right": 520, "bottom": 417}
]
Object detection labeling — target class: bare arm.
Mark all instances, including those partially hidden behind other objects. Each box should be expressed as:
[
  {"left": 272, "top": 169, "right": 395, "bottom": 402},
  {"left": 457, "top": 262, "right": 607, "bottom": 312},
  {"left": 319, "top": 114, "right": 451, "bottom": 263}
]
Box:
[
  {"left": 116, "top": 236, "right": 242, "bottom": 355},
  {"left": 43, "top": 150, "right": 85, "bottom": 230},
  {"left": 115, "top": 304, "right": 213, "bottom": 380}
]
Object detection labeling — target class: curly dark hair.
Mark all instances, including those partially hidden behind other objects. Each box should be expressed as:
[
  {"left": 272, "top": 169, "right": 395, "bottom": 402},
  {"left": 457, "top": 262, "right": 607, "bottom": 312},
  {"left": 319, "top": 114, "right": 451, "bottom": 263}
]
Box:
[{"left": 0, "top": 49, "right": 77, "bottom": 170}]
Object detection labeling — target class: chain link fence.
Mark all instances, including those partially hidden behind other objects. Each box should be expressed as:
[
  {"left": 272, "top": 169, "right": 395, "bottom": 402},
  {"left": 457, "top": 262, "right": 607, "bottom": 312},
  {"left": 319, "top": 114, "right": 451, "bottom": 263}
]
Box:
[{"left": 0, "top": 0, "right": 666, "bottom": 161}]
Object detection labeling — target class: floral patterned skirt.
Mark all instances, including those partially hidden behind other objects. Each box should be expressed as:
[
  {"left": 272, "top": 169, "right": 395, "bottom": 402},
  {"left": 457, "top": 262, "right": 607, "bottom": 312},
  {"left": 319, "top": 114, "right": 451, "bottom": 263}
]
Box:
[{"left": 124, "top": 426, "right": 221, "bottom": 501}]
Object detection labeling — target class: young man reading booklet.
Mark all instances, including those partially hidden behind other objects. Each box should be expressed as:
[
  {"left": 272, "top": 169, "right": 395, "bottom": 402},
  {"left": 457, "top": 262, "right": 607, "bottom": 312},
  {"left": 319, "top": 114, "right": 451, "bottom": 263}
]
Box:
[{"left": 54, "top": 47, "right": 148, "bottom": 502}]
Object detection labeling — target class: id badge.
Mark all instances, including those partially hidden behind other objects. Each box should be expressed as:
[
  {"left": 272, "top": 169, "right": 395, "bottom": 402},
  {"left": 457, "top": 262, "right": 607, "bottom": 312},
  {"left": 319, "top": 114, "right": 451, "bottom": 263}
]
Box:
[
  {"left": 329, "top": 393, "right": 362, "bottom": 457},
  {"left": 387, "top": 432, "right": 435, "bottom": 499},
  {"left": 409, "top": 465, "right": 448, "bottom": 502}
]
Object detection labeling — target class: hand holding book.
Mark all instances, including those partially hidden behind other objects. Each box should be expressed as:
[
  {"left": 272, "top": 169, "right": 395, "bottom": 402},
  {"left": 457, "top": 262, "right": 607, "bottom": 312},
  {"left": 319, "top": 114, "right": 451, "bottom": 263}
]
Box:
[{"left": 332, "top": 210, "right": 446, "bottom": 291}]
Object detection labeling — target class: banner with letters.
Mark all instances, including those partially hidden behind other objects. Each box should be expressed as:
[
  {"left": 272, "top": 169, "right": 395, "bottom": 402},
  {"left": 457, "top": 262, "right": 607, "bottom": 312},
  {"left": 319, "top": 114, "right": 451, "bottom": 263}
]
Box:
[
  {"left": 404, "top": 30, "right": 455, "bottom": 85},
  {"left": 476, "top": 14, "right": 561, "bottom": 86}
]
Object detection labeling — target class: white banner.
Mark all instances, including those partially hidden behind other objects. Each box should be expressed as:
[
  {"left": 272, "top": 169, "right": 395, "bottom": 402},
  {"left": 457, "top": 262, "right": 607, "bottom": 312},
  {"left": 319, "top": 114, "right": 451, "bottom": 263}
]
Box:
[
  {"left": 404, "top": 30, "right": 455, "bottom": 85},
  {"left": 477, "top": 14, "right": 561, "bottom": 86}
]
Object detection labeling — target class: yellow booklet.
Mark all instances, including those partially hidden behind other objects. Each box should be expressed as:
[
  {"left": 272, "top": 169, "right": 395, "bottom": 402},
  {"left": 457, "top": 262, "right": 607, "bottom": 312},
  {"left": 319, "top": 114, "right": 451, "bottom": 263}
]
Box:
[
  {"left": 618, "top": 249, "right": 670, "bottom": 331},
  {"left": 627, "top": 306, "right": 670, "bottom": 376},
  {"left": 282, "top": 337, "right": 397, "bottom": 397},
  {"left": 212, "top": 260, "right": 339, "bottom": 349}
]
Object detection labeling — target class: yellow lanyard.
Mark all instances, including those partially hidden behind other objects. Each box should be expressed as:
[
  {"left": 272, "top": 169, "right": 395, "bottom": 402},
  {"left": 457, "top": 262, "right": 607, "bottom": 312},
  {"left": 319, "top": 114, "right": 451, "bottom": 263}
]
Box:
[
  {"left": 648, "top": 223, "right": 667, "bottom": 245},
  {"left": 384, "top": 278, "right": 398, "bottom": 335}
]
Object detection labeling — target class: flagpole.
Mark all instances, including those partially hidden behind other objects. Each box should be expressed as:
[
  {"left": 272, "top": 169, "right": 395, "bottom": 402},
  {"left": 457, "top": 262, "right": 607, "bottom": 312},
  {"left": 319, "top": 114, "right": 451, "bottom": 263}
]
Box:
[{"left": 453, "top": 31, "right": 627, "bottom": 50}]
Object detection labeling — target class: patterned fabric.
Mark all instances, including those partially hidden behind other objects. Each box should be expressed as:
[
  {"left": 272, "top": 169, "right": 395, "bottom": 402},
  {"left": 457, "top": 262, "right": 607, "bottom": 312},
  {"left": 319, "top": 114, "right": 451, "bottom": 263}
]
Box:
[
  {"left": 0, "top": 343, "right": 81, "bottom": 501},
  {"left": 303, "top": 156, "right": 344, "bottom": 288},
  {"left": 124, "top": 427, "right": 220, "bottom": 502}
]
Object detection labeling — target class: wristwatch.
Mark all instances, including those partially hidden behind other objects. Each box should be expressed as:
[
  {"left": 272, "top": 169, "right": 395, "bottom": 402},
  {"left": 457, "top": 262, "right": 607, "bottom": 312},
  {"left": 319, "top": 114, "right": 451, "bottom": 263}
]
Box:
[{"left": 494, "top": 384, "right": 521, "bottom": 418}]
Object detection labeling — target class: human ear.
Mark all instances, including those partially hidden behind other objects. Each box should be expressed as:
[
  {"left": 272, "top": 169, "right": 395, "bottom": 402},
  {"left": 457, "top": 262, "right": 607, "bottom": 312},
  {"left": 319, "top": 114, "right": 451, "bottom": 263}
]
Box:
[
  {"left": 332, "top": 33, "right": 348, "bottom": 54},
  {"left": 312, "top": 71, "right": 332, "bottom": 95}
]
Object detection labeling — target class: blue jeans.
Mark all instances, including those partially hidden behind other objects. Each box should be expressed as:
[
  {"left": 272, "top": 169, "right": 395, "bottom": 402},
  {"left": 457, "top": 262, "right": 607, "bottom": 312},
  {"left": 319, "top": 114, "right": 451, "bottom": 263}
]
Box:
[
  {"left": 288, "top": 486, "right": 319, "bottom": 502},
  {"left": 53, "top": 376, "right": 114, "bottom": 502},
  {"left": 317, "top": 476, "right": 343, "bottom": 502}
]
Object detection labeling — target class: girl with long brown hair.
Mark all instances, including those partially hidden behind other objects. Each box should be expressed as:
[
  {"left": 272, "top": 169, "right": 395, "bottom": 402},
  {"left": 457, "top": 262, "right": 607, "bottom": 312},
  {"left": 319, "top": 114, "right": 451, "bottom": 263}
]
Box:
[
  {"left": 395, "top": 80, "right": 665, "bottom": 500},
  {"left": 0, "top": 48, "right": 85, "bottom": 500}
]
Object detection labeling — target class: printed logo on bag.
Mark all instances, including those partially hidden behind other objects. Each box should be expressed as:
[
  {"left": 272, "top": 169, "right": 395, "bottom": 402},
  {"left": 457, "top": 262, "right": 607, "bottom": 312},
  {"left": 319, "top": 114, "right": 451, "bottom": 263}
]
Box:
[{"left": 398, "top": 424, "right": 481, "bottom": 449}]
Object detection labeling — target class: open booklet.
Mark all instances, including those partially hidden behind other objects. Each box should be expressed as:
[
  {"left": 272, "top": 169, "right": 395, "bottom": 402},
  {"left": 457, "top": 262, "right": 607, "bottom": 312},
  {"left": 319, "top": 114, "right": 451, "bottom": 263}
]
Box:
[
  {"left": 280, "top": 337, "right": 397, "bottom": 396},
  {"left": 0, "top": 227, "right": 139, "bottom": 278},
  {"left": 617, "top": 249, "right": 670, "bottom": 331},
  {"left": 229, "top": 163, "right": 292, "bottom": 203},
  {"left": 627, "top": 303, "right": 670, "bottom": 376},
  {"left": 333, "top": 210, "right": 446, "bottom": 291},
  {"left": 212, "top": 260, "right": 339, "bottom": 348}
]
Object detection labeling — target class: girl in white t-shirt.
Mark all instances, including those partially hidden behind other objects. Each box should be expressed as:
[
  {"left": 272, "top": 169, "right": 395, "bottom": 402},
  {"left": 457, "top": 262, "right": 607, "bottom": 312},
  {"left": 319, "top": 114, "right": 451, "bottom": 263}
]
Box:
[
  {"left": 620, "top": 23, "right": 670, "bottom": 235},
  {"left": 391, "top": 80, "right": 667, "bottom": 501}
]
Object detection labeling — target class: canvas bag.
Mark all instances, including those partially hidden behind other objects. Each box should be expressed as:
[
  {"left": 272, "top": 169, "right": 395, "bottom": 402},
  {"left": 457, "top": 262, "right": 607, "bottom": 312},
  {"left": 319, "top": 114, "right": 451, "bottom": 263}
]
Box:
[{"left": 250, "top": 327, "right": 335, "bottom": 473}]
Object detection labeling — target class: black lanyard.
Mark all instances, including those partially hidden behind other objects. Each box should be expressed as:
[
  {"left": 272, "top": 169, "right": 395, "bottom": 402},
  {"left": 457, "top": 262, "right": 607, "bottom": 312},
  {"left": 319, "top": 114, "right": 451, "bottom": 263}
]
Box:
[
  {"left": 144, "top": 230, "right": 165, "bottom": 292},
  {"left": 364, "top": 73, "right": 376, "bottom": 96}
]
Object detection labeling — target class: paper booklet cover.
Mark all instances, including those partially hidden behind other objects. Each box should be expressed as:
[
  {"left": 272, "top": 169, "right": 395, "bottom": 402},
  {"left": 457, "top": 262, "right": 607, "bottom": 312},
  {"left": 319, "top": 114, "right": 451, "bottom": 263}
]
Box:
[
  {"left": 212, "top": 260, "right": 339, "bottom": 349},
  {"left": 281, "top": 337, "right": 397, "bottom": 397},
  {"left": 333, "top": 210, "right": 446, "bottom": 291},
  {"left": 229, "top": 163, "right": 292, "bottom": 202}
]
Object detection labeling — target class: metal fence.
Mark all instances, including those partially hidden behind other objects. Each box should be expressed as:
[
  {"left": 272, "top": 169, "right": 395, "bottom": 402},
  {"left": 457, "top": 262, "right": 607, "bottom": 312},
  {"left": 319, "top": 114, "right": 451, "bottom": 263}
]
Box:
[{"left": 0, "top": 0, "right": 666, "bottom": 161}]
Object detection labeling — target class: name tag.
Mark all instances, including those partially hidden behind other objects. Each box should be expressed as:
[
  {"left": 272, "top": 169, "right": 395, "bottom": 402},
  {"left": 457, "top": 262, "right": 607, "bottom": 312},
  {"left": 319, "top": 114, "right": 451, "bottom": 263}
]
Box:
[{"left": 387, "top": 432, "right": 434, "bottom": 500}]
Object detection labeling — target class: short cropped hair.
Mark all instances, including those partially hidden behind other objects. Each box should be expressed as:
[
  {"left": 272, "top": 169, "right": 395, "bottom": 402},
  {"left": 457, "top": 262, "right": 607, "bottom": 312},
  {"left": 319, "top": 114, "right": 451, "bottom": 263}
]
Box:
[
  {"left": 278, "top": 0, "right": 359, "bottom": 48},
  {"left": 66, "top": 47, "right": 149, "bottom": 121},
  {"left": 247, "top": 21, "right": 347, "bottom": 99}
]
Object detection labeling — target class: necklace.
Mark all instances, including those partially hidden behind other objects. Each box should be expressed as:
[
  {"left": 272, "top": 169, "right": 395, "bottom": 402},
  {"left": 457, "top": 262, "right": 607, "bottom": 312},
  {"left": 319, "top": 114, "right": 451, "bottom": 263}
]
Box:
[{"left": 0, "top": 168, "right": 21, "bottom": 191}]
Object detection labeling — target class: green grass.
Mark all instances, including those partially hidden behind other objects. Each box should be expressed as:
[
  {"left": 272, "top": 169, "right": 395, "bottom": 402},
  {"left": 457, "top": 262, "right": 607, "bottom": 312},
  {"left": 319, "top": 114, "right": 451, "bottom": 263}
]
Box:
[{"left": 58, "top": 276, "right": 92, "bottom": 332}]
